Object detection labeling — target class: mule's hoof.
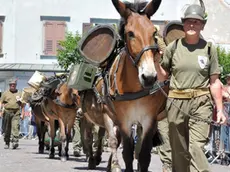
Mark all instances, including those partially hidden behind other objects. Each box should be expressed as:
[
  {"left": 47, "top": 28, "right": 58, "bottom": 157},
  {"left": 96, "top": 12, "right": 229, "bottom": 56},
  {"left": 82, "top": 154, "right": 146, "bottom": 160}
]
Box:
[
  {"left": 88, "top": 163, "right": 96, "bottom": 170},
  {"left": 49, "top": 154, "right": 55, "bottom": 159},
  {"left": 95, "top": 156, "right": 102, "bottom": 166},
  {"left": 38, "top": 149, "right": 44, "bottom": 154},
  {"left": 111, "top": 164, "right": 122, "bottom": 172},
  {"left": 85, "top": 154, "right": 89, "bottom": 162},
  {"left": 88, "top": 158, "right": 96, "bottom": 169},
  {"left": 61, "top": 157, "right": 67, "bottom": 162}
]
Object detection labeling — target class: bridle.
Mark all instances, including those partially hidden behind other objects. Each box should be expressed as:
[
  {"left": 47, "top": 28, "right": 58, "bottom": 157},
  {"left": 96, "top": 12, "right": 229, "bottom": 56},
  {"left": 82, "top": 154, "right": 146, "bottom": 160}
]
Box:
[
  {"left": 123, "top": 23, "right": 159, "bottom": 67},
  {"left": 54, "top": 81, "right": 77, "bottom": 109},
  {"left": 125, "top": 43, "right": 159, "bottom": 67}
]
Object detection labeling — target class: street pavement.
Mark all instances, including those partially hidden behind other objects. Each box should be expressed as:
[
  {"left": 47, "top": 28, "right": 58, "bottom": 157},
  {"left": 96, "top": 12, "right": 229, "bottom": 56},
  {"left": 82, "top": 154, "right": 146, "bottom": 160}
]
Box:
[{"left": 0, "top": 136, "right": 229, "bottom": 172}]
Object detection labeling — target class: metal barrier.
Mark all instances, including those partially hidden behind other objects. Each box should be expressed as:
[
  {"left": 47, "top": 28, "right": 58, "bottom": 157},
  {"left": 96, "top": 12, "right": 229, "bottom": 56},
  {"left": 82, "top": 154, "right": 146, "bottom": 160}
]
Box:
[{"left": 205, "top": 102, "right": 230, "bottom": 165}]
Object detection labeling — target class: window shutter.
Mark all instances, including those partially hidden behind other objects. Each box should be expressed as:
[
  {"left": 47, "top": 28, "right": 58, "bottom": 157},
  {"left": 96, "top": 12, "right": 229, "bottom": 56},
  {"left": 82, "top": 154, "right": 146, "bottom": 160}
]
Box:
[
  {"left": 0, "top": 22, "right": 2, "bottom": 53},
  {"left": 82, "top": 23, "right": 93, "bottom": 34},
  {"left": 55, "top": 22, "right": 66, "bottom": 52},
  {"left": 44, "top": 21, "right": 55, "bottom": 55}
]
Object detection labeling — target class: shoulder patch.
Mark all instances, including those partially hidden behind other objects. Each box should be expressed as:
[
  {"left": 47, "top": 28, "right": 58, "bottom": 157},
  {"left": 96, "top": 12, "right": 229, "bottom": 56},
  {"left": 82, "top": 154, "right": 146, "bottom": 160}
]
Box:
[{"left": 198, "top": 55, "right": 208, "bottom": 69}]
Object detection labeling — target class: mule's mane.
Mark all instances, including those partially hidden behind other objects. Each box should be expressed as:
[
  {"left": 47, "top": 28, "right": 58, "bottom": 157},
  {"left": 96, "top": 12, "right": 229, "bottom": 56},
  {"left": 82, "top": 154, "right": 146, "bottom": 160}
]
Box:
[{"left": 119, "top": 1, "right": 148, "bottom": 40}]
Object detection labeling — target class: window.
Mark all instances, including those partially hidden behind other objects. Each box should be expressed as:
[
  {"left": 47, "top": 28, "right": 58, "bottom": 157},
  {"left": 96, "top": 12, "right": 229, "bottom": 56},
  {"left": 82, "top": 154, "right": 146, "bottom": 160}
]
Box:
[
  {"left": 0, "top": 21, "right": 3, "bottom": 54},
  {"left": 43, "top": 21, "right": 66, "bottom": 56},
  {"left": 82, "top": 23, "right": 93, "bottom": 34}
]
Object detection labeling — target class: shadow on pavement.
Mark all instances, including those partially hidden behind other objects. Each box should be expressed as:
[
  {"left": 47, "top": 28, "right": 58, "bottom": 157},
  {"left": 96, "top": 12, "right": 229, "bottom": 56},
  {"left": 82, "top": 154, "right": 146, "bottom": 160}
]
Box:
[{"left": 73, "top": 166, "right": 108, "bottom": 171}]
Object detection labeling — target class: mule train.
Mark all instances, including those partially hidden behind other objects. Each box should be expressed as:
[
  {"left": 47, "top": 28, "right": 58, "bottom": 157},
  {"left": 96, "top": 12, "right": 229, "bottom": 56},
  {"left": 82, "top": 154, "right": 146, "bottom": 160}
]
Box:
[
  {"left": 22, "top": 0, "right": 171, "bottom": 171},
  {"left": 22, "top": 72, "right": 108, "bottom": 169},
  {"left": 67, "top": 0, "right": 169, "bottom": 171}
]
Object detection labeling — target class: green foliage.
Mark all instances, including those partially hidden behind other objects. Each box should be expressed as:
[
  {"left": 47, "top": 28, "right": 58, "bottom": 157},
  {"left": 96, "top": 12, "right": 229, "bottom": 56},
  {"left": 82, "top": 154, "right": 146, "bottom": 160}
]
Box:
[
  {"left": 57, "top": 31, "right": 82, "bottom": 71},
  {"left": 217, "top": 46, "right": 230, "bottom": 84}
]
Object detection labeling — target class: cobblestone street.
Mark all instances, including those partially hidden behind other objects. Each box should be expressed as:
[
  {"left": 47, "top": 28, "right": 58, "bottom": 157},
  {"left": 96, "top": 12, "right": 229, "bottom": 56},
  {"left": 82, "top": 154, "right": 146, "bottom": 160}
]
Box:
[{"left": 0, "top": 137, "right": 229, "bottom": 172}]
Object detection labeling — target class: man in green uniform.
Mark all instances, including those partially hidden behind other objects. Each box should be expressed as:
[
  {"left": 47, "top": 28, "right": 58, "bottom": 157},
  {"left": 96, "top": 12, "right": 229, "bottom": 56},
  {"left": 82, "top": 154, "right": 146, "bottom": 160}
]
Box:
[
  {"left": 155, "top": 4, "right": 226, "bottom": 172},
  {"left": 0, "top": 78, "right": 25, "bottom": 149},
  {"left": 157, "top": 117, "right": 172, "bottom": 172},
  {"left": 154, "top": 25, "right": 172, "bottom": 172},
  {"left": 72, "top": 115, "right": 82, "bottom": 157}
]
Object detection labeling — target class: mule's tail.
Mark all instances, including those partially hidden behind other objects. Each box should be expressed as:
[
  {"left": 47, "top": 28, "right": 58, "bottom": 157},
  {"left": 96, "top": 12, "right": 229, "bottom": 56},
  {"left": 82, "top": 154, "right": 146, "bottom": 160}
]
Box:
[{"left": 152, "top": 129, "right": 163, "bottom": 147}]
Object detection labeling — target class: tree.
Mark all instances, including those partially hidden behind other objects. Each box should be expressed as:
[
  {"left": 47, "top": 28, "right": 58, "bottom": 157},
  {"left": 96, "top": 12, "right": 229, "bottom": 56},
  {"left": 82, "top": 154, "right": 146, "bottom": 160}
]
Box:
[
  {"left": 217, "top": 46, "right": 230, "bottom": 84},
  {"left": 57, "top": 31, "right": 83, "bottom": 71}
]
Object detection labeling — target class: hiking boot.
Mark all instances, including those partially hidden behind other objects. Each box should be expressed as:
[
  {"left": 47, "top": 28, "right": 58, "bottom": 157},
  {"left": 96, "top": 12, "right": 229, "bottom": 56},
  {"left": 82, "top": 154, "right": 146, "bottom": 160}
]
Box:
[
  {"left": 4, "top": 143, "right": 9, "bottom": 149},
  {"left": 12, "top": 143, "right": 19, "bottom": 149},
  {"left": 73, "top": 150, "right": 81, "bottom": 157}
]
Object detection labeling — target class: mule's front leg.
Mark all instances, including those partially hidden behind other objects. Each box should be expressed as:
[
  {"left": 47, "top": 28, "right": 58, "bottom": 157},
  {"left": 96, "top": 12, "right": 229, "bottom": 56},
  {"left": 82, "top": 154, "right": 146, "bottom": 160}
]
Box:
[
  {"left": 81, "top": 117, "right": 96, "bottom": 169},
  {"left": 121, "top": 130, "right": 135, "bottom": 172},
  {"left": 48, "top": 121, "right": 56, "bottom": 159},
  {"left": 94, "top": 127, "right": 105, "bottom": 166},
  {"left": 36, "top": 121, "right": 44, "bottom": 154},
  {"left": 39, "top": 121, "right": 47, "bottom": 154},
  {"left": 103, "top": 113, "right": 122, "bottom": 172},
  {"left": 138, "top": 126, "right": 157, "bottom": 172},
  {"left": 59, "top": 119, "right": 67, "bottom": 162}
]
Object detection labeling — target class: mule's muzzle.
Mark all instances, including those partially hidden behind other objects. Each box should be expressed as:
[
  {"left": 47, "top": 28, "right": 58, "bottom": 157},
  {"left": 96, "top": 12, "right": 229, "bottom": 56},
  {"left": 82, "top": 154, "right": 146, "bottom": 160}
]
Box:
[{"left": 141, "top": 74, "right": 157, "bottom": 89}]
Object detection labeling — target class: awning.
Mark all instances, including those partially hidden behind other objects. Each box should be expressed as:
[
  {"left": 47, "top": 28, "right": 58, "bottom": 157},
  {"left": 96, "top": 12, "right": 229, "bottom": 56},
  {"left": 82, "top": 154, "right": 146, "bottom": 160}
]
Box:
[{"left": 0, "top": 63, "right": 66, "bottom": 72}]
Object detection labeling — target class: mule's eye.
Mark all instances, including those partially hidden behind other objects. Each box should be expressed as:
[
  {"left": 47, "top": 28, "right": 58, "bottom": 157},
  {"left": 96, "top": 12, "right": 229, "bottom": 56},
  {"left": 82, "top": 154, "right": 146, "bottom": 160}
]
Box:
[{"left": 127, "top": 31, "right": 135, "bottom": 39}]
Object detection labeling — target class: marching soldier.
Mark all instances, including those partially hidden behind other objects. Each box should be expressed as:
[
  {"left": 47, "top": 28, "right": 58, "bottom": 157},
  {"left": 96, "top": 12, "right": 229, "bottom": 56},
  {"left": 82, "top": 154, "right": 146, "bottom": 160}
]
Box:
[{"left": 0, "top": 78, "right": 25, "bottom": 149}]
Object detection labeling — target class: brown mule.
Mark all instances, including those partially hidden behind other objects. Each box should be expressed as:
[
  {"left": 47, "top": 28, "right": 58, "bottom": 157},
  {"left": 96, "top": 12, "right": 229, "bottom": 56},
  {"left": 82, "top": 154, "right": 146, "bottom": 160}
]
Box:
[
  {"left": 41, "top": 82, "right": 78, "bottom": 161},
  {"left": 76, "top": 88, "right": 122, "bottom": 172},
  {"left": 96, "top": 0, "right": 169, "bottom": 171},
  {"left": 22, "top": 88, "right": 50, "bottom": 154},
  {"left": 31, "top": 103, "right": 49, "bottom": 154}
]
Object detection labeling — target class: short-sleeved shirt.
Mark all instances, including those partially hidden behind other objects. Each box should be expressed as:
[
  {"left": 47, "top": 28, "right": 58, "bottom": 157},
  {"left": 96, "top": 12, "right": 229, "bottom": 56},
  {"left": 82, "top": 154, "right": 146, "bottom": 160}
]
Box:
[
  {"left": 0, "top": 90, "right": 21, "bottom": 110},
  {"left": 161, "top": 38, "right": 220, "bottom": 90}
]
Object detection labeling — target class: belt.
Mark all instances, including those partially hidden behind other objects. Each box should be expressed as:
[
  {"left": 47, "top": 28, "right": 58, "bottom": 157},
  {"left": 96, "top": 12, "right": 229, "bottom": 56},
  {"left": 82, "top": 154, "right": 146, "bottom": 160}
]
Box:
[
  {"left": 4, "top": 108, "right": 19, "bottom": 112},
  {"left": 168, "top": 88, "right": 210, "bottom": 99}
]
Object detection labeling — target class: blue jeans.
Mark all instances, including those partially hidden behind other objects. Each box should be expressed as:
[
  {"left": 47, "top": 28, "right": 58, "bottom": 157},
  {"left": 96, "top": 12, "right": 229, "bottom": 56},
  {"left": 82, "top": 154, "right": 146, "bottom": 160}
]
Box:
[{"left": 20, "top": 116, "right": 30, "bottom": 136}]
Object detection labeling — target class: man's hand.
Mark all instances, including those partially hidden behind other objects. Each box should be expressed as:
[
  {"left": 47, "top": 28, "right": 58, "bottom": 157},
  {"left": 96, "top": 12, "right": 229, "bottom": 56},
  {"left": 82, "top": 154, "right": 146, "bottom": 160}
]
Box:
[
  {"left": 154, "top": 50, "right": 163, "bottom": 63},
  {"left": 21, "top": 109, "right": 25, "bottom": 120},
  {"left": 20, "top": 115, "right": 24, "bottom": 120},
  {"left": 216, "top": 110, "right": 227, "bottom": 125}
]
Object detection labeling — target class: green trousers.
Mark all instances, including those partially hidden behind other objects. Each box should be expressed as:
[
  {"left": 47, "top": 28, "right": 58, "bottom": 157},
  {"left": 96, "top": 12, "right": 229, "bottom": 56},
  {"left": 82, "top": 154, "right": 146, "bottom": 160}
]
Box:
[
  {"left": 72, "top": 116, "right": 100, "bottom": 154},
  {"left": 4, "top": 110, "right": 20, "bottom": 144},
  {"left": 166, "top": 94, "right": 212, "bottom": 172},
  {"left": 157, "top": 117, "right": 172, "bottom": 170},
  {"left": 72, "top": 117, "right": 82, "bottom": 152}
]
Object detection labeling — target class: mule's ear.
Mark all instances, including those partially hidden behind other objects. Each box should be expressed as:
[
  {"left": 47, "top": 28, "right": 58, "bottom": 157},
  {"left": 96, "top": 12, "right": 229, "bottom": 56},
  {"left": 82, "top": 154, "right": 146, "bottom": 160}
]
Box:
[
  {"left": 112, "top": 0, "right": 130, "bottom": 19},
  {"left": 144, "top": 0, "right": 162, "bottom": 18}
]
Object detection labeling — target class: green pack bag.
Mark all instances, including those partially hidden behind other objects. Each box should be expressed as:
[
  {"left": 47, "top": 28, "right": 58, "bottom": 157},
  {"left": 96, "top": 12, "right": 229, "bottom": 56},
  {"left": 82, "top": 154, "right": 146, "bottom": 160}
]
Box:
[{"left": 67, "top": 62, "right": 98, "bottom": 91}]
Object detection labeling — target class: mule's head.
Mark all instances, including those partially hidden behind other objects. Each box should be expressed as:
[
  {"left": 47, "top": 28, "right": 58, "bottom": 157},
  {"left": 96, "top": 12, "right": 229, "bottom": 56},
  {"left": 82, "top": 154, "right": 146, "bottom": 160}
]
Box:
[
  {"left": 55, "top": 83, "right": 80, "bottom": 107},
  {"left": 112, "top": 0, "right": 161, "bottom": 88}
]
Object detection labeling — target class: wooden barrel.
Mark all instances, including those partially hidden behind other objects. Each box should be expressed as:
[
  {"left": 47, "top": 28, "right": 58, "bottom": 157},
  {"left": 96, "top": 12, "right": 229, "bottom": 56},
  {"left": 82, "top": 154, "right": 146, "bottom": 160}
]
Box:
[
  {"left": 78, "top": 24, "right": 118, "bottom": 67},
  {"left": 163, "top": 20, "right": 185, "bottom": 45}
]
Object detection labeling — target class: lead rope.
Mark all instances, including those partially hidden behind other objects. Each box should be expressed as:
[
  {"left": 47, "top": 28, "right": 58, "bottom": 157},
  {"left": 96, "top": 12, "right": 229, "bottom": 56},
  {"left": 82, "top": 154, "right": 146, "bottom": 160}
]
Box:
[{"left": 155, "top": 81, "right": 225, "bottom": 126}]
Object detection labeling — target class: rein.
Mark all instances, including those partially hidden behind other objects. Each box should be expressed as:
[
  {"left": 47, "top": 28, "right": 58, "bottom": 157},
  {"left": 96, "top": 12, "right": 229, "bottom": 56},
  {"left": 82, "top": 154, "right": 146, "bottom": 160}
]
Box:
[{"left": 112, "top": 80, "right": 169, "bottom": 101}]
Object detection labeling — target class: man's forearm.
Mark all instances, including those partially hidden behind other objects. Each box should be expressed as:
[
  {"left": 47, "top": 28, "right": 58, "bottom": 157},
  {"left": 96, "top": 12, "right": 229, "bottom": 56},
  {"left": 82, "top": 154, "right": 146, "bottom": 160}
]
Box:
[{"left": 210, "top": 81, "right": 223, "bottom": 111}]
